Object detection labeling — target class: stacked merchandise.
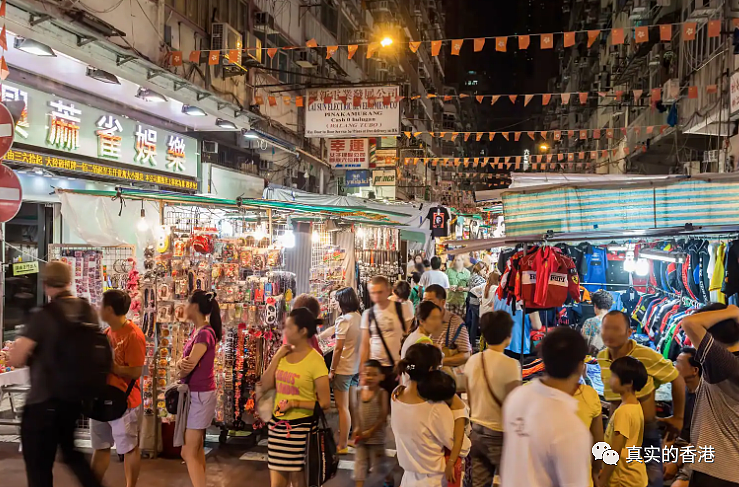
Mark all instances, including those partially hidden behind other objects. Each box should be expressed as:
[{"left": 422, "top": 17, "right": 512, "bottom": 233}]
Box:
[
  {"left": 152, "top": 226, "right": 295, "bottom": 434},
  {"left": 355, "top": 227, "right": 402, "bottom": 308},
  {"left": 56, "top": 250, "right": 105, "bottom": 308},
  {"left": 310, "top": 228, "right": 346, "bottom": 320}
]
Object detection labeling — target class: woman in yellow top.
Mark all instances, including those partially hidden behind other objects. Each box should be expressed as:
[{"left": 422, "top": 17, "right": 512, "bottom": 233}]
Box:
[
  {"left": 599, "top": 356, "right": 649, "bottom": 487},
  {"left": 260, "top": 307, "right": 331, "bottom": 487},
  {"left": 574, "top": 383, "right": 605, "bottom": 487}
]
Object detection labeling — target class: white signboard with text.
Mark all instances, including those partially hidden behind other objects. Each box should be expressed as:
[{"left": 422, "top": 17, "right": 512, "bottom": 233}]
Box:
[
  {"left": 329, "top": 138, "right": 369, "bottom": 169},
  {"left": 731, "top": 71, "right": 739, "bottom": 117},
  {"left": 305, "top": 86, "right": 400, "bottom": 138}
]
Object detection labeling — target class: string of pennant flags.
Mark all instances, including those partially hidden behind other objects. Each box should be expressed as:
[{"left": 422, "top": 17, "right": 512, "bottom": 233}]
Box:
[
  {"left": 167, "top": 19, "right": 739, "bottom": 67},
  {"left": 0, "top": 0, "right": 8, "bottom": 81},
  {"left": 250, "top": 83, "right": 718, "bottom": 108},
  {"left": 402, "top": 124, "right": 669, "bottom": 142}
]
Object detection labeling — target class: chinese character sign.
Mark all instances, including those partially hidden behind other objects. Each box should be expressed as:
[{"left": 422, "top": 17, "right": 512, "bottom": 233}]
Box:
[
  {"left": 135, "top": 125, "right": 157, "bottom": 166},
  {"left": 96, "top": 115, "right": 123, "bottom": 159},
  {"left": 328, "top": 138, "right": 369, "bottom": 169},
  {"left": 48, "top": 100, "right": 82, "bottom": 151},
  {"left": 166, "top": 135, "right": 186, "bottom": 172},
  {"left": 2, "top": 86, "right": 29, "bottom": 138}
]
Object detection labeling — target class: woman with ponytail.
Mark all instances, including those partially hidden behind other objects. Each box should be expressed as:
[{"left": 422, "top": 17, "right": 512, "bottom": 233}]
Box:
[
  {"left": 176, "top": 290, "right": 222, "bottom": 487},
  {"left": 260, "top": 307, "right": 331, "bottom": 487},
  {"left": 392, "top": 343, "right": 457, "bottom": 487}
]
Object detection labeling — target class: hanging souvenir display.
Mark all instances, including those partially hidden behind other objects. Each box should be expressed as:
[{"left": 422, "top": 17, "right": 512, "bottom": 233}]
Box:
[{"left": 355, "top": 226, "right": 402, "bottom": 308}]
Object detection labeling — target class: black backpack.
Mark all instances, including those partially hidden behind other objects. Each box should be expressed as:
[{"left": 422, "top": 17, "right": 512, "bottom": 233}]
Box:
[{"left": 47, "top": 299, "right": 113, "bottom": 405}]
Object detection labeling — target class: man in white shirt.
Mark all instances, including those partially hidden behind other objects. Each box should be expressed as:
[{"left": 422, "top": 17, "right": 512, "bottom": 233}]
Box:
[
  {"left": 359, "top": 275, "right": 413, "bottom": 394},
  {"left": 500, "top": 327, "right": 592, "bottom": 487},
  {"left": 465, "top": 311, "right": 521, "bottom": 487},
  {"left": 418, "top": 256, "right": 450, "bottom": 289}
]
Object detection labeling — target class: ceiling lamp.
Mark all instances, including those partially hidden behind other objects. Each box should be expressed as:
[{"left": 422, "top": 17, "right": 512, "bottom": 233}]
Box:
[
  {"left": 86, "top": 67, "right": 120, "bottom": 85},
  {"left": 182, "top": 105, "right": 207, "bottom": 116},
  {"left": 638, "top": 248, "right": 686, "bottom": 264},
  {"left": 215, "top": 118, "right": 237, "bottom": 129},
  {"left": 136, "top": 87, "right": 167, "bottom": 103},
  {"left": 14, "top": 37, "right": 56, "bottom": 57},
  {"left": 243, "top": 130, "right": 260, "bottom": 139}
]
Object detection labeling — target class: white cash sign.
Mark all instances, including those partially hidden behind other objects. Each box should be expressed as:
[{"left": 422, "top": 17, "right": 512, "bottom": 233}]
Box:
[{"left": 305, "top": 86, "right": 400, "bottom": 138}]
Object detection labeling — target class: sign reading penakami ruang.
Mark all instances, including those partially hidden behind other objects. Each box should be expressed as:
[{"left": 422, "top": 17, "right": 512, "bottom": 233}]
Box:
[{"left": 304, "top": 86, "right": 400, "bottom": 138}]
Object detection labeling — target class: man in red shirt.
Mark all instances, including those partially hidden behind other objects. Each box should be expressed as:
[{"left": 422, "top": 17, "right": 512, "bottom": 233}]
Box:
[{"left": 91, "top": 290, "right": 146, "bottom": 487}]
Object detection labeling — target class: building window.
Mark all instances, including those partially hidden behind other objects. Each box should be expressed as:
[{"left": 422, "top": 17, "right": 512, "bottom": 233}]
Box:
[
  {"left": 321, "top": 0, "right": 339, "bottom": 37},
  {"left": 168, "top": 0, "right": 208, "bottom": 29},
  {"left": 338, "top": 15, "right": 355, "bottom": 45}
]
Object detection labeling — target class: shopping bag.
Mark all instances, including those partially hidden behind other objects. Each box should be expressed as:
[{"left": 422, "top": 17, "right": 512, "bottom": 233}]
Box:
[{"left": 305, "top": 403, "right": 339, "bottom": 486}]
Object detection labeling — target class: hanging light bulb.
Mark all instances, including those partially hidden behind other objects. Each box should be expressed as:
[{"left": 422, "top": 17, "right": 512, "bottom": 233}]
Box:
[
  {"left": 137, "top": 202, "right": 149, "bottom": 232},
  {"left": 622, "top": 251, "right": 636, "bottom": 273},
  {"left": 253, "top": 224, "right": 266, "bottom": 241},
  {"left": 312, "top": 229, "right": 320, "bottom": 243},
  {"left": 635, "top": 258, "right": 650, "bottom": 277},
  {"left": 281, "top": 230, "right": 296, "bottom": 248},
  {"left": 357, "top": 227, "right": 365, "bottom": 238}
]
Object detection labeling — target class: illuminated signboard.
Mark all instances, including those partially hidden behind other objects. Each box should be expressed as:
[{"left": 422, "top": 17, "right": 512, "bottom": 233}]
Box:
[{"left": 0, "top": 81, "right": 198, "bottom": 179}]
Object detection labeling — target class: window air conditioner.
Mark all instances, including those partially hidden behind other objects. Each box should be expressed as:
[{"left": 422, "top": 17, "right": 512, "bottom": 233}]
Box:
[
  {"left": 244, "top": 31, "right": 263, "bottom": 66},
  {"left": 211, "top": 22, "right": 243, "bottom": 65},
  {"left": 295, "top": 50, "right": 317, "bottom": 68}
]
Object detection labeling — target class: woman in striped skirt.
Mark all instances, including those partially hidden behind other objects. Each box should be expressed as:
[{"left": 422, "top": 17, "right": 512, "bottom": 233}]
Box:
[{"left": 259, "top": 307, "right": 331, "bottom": 487}]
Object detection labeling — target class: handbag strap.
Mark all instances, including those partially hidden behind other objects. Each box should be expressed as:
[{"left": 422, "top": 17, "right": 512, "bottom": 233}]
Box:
[
  {"left": 313, "top": 402, "right": 330, "bottom": 429},
  {"left": 480, "top": 351, "right": 503, "bottom": 408},
  {"left": 445, "top": 317, "right": 465, "bottom": 348},
  {"left": 104, "top": 327, "right": 140, "bottom": 398},
  {"left": 369, "top": 307, "right": 396, "bottom": 368}
]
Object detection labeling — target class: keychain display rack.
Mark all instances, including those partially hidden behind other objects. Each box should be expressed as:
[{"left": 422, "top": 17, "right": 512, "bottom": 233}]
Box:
[
  {"left": 355, "top": 227, "right": 402, "bottom": 309},
  {"left": 310, "top": 223, "right": 346, "bottom": 322}
]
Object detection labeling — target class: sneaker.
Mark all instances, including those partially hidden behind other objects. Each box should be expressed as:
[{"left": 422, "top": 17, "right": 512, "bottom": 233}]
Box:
[{"left": 336, "top": 447, "right": 349, "bottom": 455}]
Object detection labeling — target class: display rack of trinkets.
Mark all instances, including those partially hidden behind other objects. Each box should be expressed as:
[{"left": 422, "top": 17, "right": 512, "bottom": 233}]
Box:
[
  {"left": 355, "top": 227, "right": 403, "bottom": 309},
  {"left": 152, "top": 226, "right": 295, "bottom": 442},
  {"left": 310, "top": 224, "right": 346, "bottom": 324}
]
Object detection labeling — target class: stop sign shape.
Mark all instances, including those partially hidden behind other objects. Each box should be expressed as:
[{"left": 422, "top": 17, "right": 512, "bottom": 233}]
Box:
[
  {"left": 0, "top": 164, "right": 22, "bottom": 222},
  {"left": 0, "top": 103, "right": 14, "bottom": 160}
]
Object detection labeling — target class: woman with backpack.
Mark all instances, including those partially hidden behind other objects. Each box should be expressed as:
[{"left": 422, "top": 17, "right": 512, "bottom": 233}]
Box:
[
  {"left": 176, "top": 291, "right": 222, "bottom": 487},
  {"left": 260, "top": 307, "right": 331, "bottom": 487}
]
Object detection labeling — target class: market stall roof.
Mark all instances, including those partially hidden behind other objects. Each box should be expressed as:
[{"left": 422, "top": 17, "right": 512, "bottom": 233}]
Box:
[
  {"left": 57, "top": 188, "right": 406, "bottom": 225},
  {"left": 445, "top": 224, "right": 739, "bottom": 255}
]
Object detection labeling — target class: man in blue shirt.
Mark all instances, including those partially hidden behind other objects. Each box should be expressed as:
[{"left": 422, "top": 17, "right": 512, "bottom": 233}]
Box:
[{"left": 493, "top": 295, "right": 542, "bottom": 359}]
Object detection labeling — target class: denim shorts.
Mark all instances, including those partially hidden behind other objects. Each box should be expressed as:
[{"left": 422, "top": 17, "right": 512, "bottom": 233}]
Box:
[{"left": 333, "top": 373, "right": 359, "bottom": 392}]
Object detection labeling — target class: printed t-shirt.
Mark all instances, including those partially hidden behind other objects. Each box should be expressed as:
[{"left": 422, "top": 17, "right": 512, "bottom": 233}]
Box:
[
  {"left": 465, "top": 349, "right": 521, "bottom": 431},
  {"left": 183, "top": 326, "right": 217, "bottom": 392},
  {"left": 597, "top": 339, "right": 679, "bottom": 402},
  {"left": 582, "top": 316, "right": 605, "bottom": 352},
  {"left": 360, "top": 302, "right": 411, "bottom": 367},
  {"left": 273, "top": 349, "right": 328, "bottom": 420},
  {"left": 604, "top": 403, "right": 647, "bottom": 487},
  {"left": 107, "top": 320, "right": 146, "bottom": 409},
  {"left": 426, "top": 206, "right": 450, "bottom": 238},
  {"left": 334, "top": 312, "right": 361, "bottom": 376}
]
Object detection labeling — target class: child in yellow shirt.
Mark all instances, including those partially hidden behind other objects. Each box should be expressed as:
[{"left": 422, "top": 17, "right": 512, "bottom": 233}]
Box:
[{"left": 599, "top": 356, "right": 649, "bottom": 487}]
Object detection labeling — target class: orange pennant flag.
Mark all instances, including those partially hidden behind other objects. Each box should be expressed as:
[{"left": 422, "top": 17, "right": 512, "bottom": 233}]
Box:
[
  {"left": 593, "top": 129, "right": 601, "bottom": 139},
  {"left": 431, "top": 40, "right": 442, "bottom": 56},
  {"left": 660, "top": 24, "right": 672, "bottom": 42},
  {"left": 615, "top": 90, "right": 624, "bottom": 101},
  {"left": 495, "top": 37, "right": 507, "bottom": 52},
  {"left": 489, "top": 132, "right": 495, "bottom": 140},
  {"left": 367, "top": 42, "right": 380, "bottom": 58},
  {"left": 540, "top": 34, "right": 553, "bottom": 49},
  {"left": 524, "top": 94, "right": 534, "bottom": 106},
  {"left": 688, "top": 86, "right": 698, "bottom": 99},
  {"left": 561, "top": 93, "right": 571, "bottom": 105},
  {"left": 0, "top": 56, "right": 8, "bottom": 81},
  {"left": 502, "top": 132, "right": 509, "bottom": 141},
  {"left": 612, "top": 28, "right": 624, "bottom": 45},
  {"left": 409, "top": 41, "right": 421, "bottom": 53},
  {"left": 451, "top": 132, "right": 459, "bottom": 141},
  {"left": 633, "top": 89, "right": 643, "bottom": 101},
  {"left": 541, "top": 131, "right": 547, "bottom": 139},
  {"left": 443, "top": 95, "right": 452, "bottom": 102},
  {"left": 295, "top": 96, "right": 304, "bottom": 107},
  {"left": 568, "top": 153, "right": 575, "bottom": 161},
  {"left": 189, "top": 51, "right": 201, "bottom": 63},
  {"left": 208, "top": 50, "right": 220, "bottom": 65},
  {"left": 587, "top": 30, "right": 600, "bottom": 48},
  {"left": 267, "top": 47, "right": 278, "bottom": 59},
  {"left": 459, "top": 94, "right": 469, "bottom": 98},
  {"left": 568, "top": 130, "right": 575, "bottom": 138},
  {"left": 635, "top": 26, "right": 649, "bottom": 43},
  {"left": 255, "top": 95, "right": 264, "bottom": 105},
  {"left": 591, "top": 151, "right": 597, "bottom": 160},
  {"left": 514, "top": 132, "right": 521, "bottom": 141},
  {"left": 564, "top": 32, "right": 576, "bottom": 47},
  {"left": 542, "top": 94, "right": 552, "bottom": 105},
  {"left": 404, "top": 158, "right": 410, "bottom": 165},
  {"left": 508, "top": 95, "right": 517, "bottom": 104},
  {"left": 598, "top": 92, "right": 606, "bottom": 98},
  {"left": 519, "top": 35, "right": 530, "bottom": 50},
  {"left": 326, "top": 45, "right": 338, "bottom": 59},
  {"left": 476, "top": 95, "right": 484, "bottom": 104},
  {"left": 464, "top": 133, "right": 471, "bottom": 142},
  {"left": 624, "top": 147, "right": 630, "bottom": 155},
  {"left": 579, "top": 92, "right": 588, "bottom": 104},
  {"left": 515, "top": 156, "right": 522, "bottom": 168},
  {"left": 283, "top": 96, "right": 292, "bottom": 106},
  {"left": 651, "top": 88, "right": 661, "bottom": 103},
  {"left": 558, "top": 154, "right": 564, "bottom": 161},
  {"left": 527, "top": 132, "right": 536, "bottom": 140},
  {"left": 578, "top": 152, "right": 585, "bottom": 160},
  {"left": 708, "top": 20, "right": 721, "bottom": 38},
  {"left": 476, "top": 133, "right": 483, "bottom": 141},
  {"left": 0, "top": 0, "right": 5, "bottom": 16},
  {"left": 170, "top": 51, "right": 183, "bottom": 66},
  {"left": 347, "top": 45, "right": 359, "bottom": 59},
  {"left": 473, "top": 38, "right": 485, "bottom": 52},
  {"left": 228, "top": 49, "right": 241, "bottom": 63},
  {"left": 554, "top": 131, "right": 562, "bottom": 140},
  {"left": 451, "top": 39, "right": 464, "bottom": 55},
  {"left": 707, "top": 85, "right": 718, "bottom": 94},
  {"left": 491, "top": 95, "right": 500, "bottom": 106},
  {"left": 268, "top": 96, "right": 277, "bottom": 107},
  {"left": 646, "top": 126, "right": 654, "bottom": 135},
  {"left": 684, "top": 22, "right": 697, "bottom": 41},
  {"left": 580, "top": 130, "right": 588, "bottom": 139},
  {"left": 439, "top": 132, "right": 447, "bottom": 138},
  {"left": 602, "top": 150, "right": 608, "bottom": 158},
  {"left": 306, "top": 39, "right": 318, "bottom": 48},
  {"left": 547, "top": 155, "right": 553, "bottom": 163}
]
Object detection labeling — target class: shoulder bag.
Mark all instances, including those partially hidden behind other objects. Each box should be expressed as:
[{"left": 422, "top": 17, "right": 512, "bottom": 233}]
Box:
[
  {"left": 305, "top": 402, "right": 339, "bottom": 486},
  {"left": 441, "top": 317, "right": 467, "bottom": 392}
]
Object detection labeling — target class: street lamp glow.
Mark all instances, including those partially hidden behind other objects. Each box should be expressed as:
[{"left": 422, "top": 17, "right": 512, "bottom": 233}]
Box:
[
  {"left": 380, "top": 37, "right": 394, "bottom": 47},
  {"left": 540, "top": 144, "right": 549, "bottom": 152}
]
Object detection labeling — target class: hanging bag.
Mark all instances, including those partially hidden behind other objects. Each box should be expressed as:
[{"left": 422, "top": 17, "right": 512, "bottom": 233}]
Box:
[
  {"left": 441, "top": 319, "right": 467, "bottom": 392},
  {"left": 305, "top": 403, "right": 339, "bottom": 486}
]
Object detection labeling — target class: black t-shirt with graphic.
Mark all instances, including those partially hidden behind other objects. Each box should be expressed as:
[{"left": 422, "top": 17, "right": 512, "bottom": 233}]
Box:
[{"left": 426, "top": 206, "right": 450, "bottom": 238}]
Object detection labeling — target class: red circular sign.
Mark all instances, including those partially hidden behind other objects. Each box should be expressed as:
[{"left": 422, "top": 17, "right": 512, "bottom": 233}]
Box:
[
  {"left": 0, "top": 165, "right": 22, "bottom": 223},
  {"left": 0, "top": 103, "right": 14, "bottom": 160}
]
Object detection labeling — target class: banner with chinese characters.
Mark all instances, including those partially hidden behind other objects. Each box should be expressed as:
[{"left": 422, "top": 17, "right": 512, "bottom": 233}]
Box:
[
  {"left": 0, "top": 82, "right": 198, "bottom": 180},
  {"left": 328, "top": 138, "right": 369, "bottom": 169},
  {"left": 305, "top": 86, "right": 400, "bottom": 138},
  {"left": 372, "top": 169, "right": 396, "bottom": 186},
  {"left": 345, "top": 170, "right": 371, "bottom": 187}
]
